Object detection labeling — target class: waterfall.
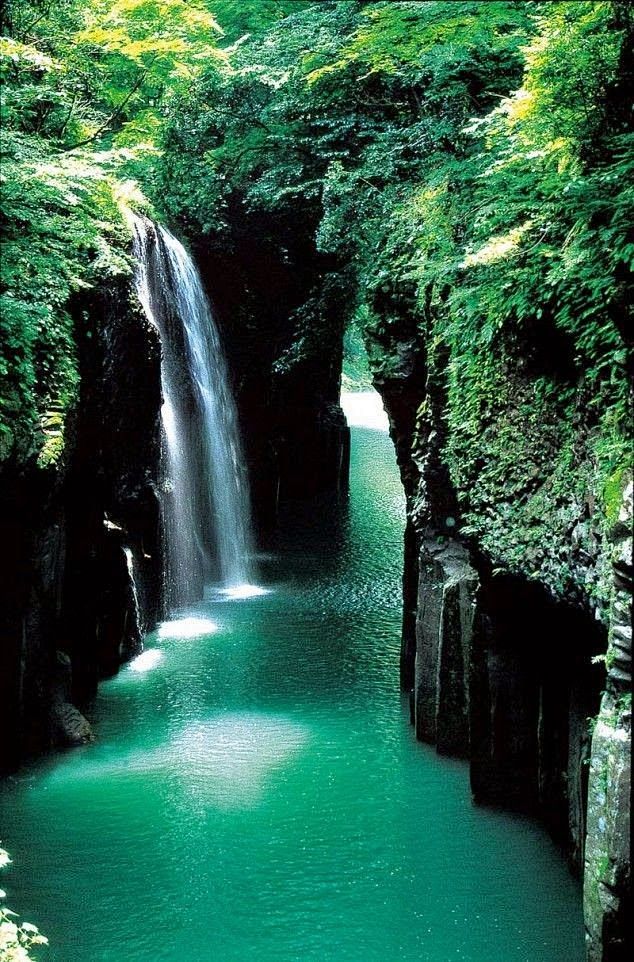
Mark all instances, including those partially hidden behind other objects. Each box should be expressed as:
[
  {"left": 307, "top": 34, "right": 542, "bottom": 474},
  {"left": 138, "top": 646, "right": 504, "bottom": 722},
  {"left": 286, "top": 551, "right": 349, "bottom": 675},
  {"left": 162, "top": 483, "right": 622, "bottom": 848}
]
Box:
[
  {"left": 131, "top": 216, "right": 254, "bottom": 609},
  {"left": 123, "top": 546, "right": 142, "bottom": 636}
]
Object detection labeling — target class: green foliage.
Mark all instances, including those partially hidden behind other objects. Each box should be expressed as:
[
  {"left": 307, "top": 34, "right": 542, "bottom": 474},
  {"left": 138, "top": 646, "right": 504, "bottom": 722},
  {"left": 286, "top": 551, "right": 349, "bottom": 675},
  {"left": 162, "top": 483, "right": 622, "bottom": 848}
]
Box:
[
  {"left": 0, "top": 125, "right": 133, "bottom": 462},
  {"left": 438, "top": 2, "right": 632, "bottom": 601},
  {"left": 0, "top": 847, "right": 48, "bottom": 961},
  {"left": 208, "top": 1, "right": 313, "bottom": 45},
  {"left": 156, "top": 0, "right": 632, "bottom": 605},
  {"left": 342, "top": 313, "right": 373, "bottom": 392},
  {"left": 1, "top": 0, "right": 632, "bottom": 604},
  {"left": 455, "top": 3, "right": 632, "bottom": 399},
  {"left": 1, "top": 0, "right": 225, "bottom": 467},
  {"left": 603, "top": 464, "right": 630, "bottom": 528}
]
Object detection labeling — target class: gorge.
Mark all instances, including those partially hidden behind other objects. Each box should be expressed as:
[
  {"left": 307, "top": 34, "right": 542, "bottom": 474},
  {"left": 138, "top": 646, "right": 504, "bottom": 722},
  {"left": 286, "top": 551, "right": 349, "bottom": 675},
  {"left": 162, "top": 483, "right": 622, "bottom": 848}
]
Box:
[
  {"left": 0, "top": 392, "right": 588, "bottom": 962},
  {"left": 0, "top": 3, "right": 631, "bottom": 961}
]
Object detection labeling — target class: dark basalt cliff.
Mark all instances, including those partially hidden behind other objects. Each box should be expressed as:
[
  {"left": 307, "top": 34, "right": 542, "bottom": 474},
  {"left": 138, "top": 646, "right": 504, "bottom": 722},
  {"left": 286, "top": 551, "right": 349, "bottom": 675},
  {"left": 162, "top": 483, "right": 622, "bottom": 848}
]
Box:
[
  {"left": 191, "top": 217, "right": 350, "bottom": 532},
  {"left": 0, "top": 277, "right": 163, "bottom": 773},
  {"left": 370, "top": 309, "right": 631, "bottom": 962},
  {"left": 0, "top": 232, "right": 350, "bottom": 774},
  {"left": 0, "top": 206, "right": 626, "bottom": 960}
]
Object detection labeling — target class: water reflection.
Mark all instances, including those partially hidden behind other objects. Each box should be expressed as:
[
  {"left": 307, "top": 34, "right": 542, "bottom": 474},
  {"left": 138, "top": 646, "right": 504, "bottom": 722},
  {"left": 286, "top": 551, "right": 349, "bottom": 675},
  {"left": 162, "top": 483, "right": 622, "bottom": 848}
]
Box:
[
  {"left": 171, "top": 713, "right": 310, "bottom": 809},
  {"left": 128, "top": 649, "right": 163, "bottom": 673}
]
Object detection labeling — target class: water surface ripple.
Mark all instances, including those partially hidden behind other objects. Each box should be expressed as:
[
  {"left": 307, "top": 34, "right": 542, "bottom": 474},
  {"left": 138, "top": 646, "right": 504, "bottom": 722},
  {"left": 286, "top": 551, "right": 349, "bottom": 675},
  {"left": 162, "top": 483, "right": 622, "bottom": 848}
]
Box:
[{"left": 0, "top": 393, "right": 583, "bottom": 962}]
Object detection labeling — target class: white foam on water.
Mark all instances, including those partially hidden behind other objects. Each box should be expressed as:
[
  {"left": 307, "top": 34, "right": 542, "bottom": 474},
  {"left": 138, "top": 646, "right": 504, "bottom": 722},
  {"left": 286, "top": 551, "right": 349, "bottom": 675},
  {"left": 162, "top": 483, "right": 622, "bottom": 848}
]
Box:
[
  {"left": 157, "top": 616, "right": 219, "bottom": 640},
  {"left": 218, "top": 584, "right": 271, "bottom": 600},
  {"left": 203, "top": 583, "right": 271, "bottom": 602},
  {"left": 128, "top": 649, "right": 163, "bottom": 673}
]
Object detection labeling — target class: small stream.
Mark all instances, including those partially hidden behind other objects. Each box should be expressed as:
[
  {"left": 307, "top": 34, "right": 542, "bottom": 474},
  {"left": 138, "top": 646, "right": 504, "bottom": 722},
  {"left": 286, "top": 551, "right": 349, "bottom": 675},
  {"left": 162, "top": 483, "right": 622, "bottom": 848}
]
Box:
[{"left": 0, "top": 393, "right": 584, "bottom": 962}]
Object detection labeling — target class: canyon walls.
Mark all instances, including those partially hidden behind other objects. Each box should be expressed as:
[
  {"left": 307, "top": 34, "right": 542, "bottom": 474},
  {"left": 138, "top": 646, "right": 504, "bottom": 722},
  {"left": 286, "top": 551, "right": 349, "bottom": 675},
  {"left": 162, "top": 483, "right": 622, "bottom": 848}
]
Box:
[
  {"left": 370, "top": 304, "right": 631, "bottom": 961},
  {"left": 0, "top": 275, "right": 163, "bottom": 772},
  {"left": 0, "top": 230, "right": 350, "bottom": 774},
  {"left": 191, "top": 220, "right": 350, "bottom": 534}
]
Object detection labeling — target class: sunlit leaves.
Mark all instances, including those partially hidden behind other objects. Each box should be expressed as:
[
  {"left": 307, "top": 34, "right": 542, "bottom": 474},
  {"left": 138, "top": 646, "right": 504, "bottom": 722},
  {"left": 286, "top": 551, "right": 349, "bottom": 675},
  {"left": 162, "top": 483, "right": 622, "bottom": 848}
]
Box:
[
  {"left": 1, "top": 0, "right": 631, "bottom": 490},
  {"left": 0, "top": 0, "right": 229, "bottom": 464},
  {"left": 78, "top": 0, "right": 224, "bottom": 92}
]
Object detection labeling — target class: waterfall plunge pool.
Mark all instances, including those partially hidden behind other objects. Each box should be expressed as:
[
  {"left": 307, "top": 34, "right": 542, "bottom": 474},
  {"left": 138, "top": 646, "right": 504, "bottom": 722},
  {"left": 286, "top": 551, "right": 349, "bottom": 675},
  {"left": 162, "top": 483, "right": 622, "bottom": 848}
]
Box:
[{"left": 0, "top": 392, "right": 583, "bottom": 962}]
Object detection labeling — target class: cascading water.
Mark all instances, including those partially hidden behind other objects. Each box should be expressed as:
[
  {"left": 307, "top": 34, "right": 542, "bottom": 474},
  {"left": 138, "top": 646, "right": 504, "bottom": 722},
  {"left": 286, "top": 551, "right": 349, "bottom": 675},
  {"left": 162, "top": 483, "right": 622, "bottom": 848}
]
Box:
[
  {"left": 131, "top": 215, "right": 254, "bottom": 610},
  {"left": 123, "top": 546, "right": 142, "bottom": 636}
]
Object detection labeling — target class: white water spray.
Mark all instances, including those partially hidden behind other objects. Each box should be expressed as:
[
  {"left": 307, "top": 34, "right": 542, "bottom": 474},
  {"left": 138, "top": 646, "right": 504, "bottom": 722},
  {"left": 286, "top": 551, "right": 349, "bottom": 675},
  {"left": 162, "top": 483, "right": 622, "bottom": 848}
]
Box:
[
  {"left": 123, "top": 546, "right": 142, "bottom": 635},
  {"left": 131, "top": 216, "right": 255, "bottom": 609}
]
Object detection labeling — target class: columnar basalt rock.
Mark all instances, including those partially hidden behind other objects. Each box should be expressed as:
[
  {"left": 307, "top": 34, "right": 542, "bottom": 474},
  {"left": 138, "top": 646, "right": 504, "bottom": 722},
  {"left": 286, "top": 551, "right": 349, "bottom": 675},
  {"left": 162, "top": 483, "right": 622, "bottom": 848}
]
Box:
[
  {"left": 413, "top": 538, "right": 477, "bottom": 756},
  {"left": 466, "top": 577, "right": 603, "bottom": 831},
  {"left": 0, "top": 276, "right": 163, "bottom": 772},
  {"left": 0, "top": 463, "right": 68, "bottom": 768},
  {"left": 370, "top": 295, "right": 629, "bottom": 958},
  {"left": 62, "top": 281, "right": 162, "bottom": 703}
]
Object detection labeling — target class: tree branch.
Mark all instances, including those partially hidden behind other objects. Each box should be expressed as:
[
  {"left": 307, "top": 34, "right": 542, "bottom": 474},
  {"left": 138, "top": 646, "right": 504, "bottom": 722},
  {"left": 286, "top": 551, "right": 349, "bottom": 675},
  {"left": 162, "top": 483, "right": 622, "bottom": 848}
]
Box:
[
  {"left": 60, "top": 56, "right": 159, "bottom": 152},
  {"left": 57, "top": 89, "right": 79, "bottom": 139}
]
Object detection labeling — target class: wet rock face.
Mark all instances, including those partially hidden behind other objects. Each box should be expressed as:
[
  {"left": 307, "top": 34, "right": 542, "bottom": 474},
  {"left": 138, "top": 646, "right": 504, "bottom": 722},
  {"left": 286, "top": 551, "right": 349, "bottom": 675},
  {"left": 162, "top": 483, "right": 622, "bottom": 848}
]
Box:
[
  {"left": 0, "top": 464, "right": 67, "bottom": 769},
  {"left": 468, "top": 576, "right": 602, "bottom": 839},
  {"left": 584, "top": 482, "right": 632, "bottom": 962},
  {"left": 371, "top": 295, "right": 629, "bottom": 956},
  {"left": 49, "top": 650, "right": 94, "bottom": 747},
  {"left": 367, "top": 287, "right": 425, "bottom": 501},
  {"left": 407, "top": 535, "right": 603, "bottom": 853},
  {"left": 413, "top": 538, "right": 477, "bottom": 756},
  {"left": 63, "top": 282, "right": 162, "bottom": 703},
  {"left": 584, "top": 705, "right": 631, "bottom": 962},
  {"left": 193, "top": 227, "right": 351, "bottom": 537},
  {"left": 0, "top": 277, "right": 162, "bottom": 773}
]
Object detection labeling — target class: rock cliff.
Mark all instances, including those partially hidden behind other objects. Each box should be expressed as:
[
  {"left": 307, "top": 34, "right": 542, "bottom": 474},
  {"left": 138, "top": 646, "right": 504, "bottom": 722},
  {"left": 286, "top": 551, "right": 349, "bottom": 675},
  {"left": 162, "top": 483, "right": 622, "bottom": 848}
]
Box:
[
  {"left": 0, "top": 276, "right": 163, "bottom": 772},
  {"left": 192, "top": 222, "right": 350, "bottom": 533},
  {"left": 370, "top": 302, "right": 631, "bottom": 961},
  {"left": 0, "top": 228, "right": 351, "bottom": 772}
]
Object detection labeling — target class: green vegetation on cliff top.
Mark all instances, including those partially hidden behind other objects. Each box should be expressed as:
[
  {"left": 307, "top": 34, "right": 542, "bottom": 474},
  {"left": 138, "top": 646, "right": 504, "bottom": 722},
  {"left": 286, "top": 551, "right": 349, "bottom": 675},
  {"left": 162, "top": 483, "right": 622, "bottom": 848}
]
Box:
[{"left": 1, "top": 1, "right": 632, "bottom": 600}]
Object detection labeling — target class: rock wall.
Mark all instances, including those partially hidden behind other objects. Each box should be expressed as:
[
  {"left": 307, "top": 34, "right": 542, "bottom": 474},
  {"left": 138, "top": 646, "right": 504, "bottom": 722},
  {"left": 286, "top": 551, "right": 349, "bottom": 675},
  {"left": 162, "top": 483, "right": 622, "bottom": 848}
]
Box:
[
  {"left": 0, "top": 277, "right": 162, "bottom": 772},
  {"left": 370, "top": 313, "right": 631, "bottom": 960},
  {"left": 192, "top": 221, "right": 350, "bottom": 537},
  {"left": 584, "top": 481, "right": 632, "bottom": 962},
  {"left": 61, "top": 281, "right": 163, "bottom": 698},
  {"left": 0, "top": 221, "right": 352, "bottom": 773}
]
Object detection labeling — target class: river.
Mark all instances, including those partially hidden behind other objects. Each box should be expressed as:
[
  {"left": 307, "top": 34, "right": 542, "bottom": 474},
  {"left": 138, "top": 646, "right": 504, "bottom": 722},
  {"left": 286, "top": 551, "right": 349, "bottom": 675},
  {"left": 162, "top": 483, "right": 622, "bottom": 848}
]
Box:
[{"left": 0, "top": 392, "right": 584, "bottom": 962}]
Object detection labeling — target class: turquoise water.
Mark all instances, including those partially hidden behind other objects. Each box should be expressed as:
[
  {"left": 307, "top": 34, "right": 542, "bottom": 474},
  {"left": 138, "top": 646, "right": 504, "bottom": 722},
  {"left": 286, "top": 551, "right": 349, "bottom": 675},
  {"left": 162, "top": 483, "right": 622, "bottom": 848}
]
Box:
[{"left": 0, "top": 394, "right": 584, "bottom": 962}]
